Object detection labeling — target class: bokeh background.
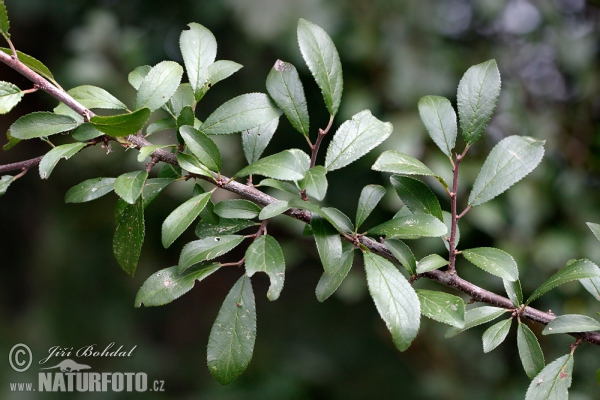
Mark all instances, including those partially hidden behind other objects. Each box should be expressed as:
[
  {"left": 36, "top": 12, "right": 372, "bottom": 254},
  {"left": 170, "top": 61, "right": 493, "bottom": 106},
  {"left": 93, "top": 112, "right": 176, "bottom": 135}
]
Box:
[{"left": 2, "top": 0, "right": 600, "bottom": 398}]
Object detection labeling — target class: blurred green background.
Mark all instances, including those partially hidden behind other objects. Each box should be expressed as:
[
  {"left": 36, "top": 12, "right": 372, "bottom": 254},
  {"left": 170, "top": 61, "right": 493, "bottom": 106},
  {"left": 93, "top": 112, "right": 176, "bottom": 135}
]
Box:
[{"left": 2, "top": 0, "right": 600, "bottom": 398}]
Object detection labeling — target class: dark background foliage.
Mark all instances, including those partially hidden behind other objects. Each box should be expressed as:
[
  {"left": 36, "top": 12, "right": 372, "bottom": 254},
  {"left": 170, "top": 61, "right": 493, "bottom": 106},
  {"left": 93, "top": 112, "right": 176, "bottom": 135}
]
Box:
[{"left": 1, "top": 0, "right": 600, "bottom": 398}]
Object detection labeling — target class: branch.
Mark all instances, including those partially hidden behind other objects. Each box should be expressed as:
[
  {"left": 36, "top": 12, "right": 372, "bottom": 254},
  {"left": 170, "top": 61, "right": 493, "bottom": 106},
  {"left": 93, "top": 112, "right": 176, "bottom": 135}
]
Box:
[{"left": 2, "top": 48, "right": 599, "bottom": 349}]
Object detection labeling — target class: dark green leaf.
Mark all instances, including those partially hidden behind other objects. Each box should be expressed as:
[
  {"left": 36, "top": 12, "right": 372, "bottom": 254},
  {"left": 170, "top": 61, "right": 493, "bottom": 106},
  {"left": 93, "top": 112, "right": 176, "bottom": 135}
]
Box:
[
  {"left": 391, "top": 175, "right": 443, "bottom": 221},
  {"left": 355, "top": 184, "right": 386, "bottom": 230},
  {"left": 372, "top": 150, "right": 436, "bottom": 176},
  {"left": 179, "top": 235, "right": 245, "bottom": 272},
  {"left": 10, "top": 112, "right": 78, "bottom": 139},
  {"left": 418, "top": 95, "right": 457, "bottom": 157},
  {"left": 241, "top": 119, "right": 279, "bottom": 165},
  {"left": 39, "top": 142, "right": 85, "bottom": 179},
  {"left": 258, "top": 200, "right": 289, "bottom": 220},
  {"left": 245, "top": 235, "right": 285, "bottom": 301},
  {"left": 526, "top": 258, "right": 600, "bottom": 305},
  {"left": 142, "top": 178, "right": 174, "bottom": 208},
  {"left": 325, "top": 110, "right": 393, "bottom": 171},
  {"left": 207, "top": 274, "right": 256, "bottom": 385},
  {"left": 1, "top": 48, "right": 56, "bottom": 84},
  {"left": 158, "top": 163, "right": 182, "bottom": 179},
  {"left": 196, "top": 218, "right": 255, "bottom": 238},
  {"left": 180, "top": 125, "right": 221, "bottom": 171},
  {"left": 525, "top": 354, "right": 573, "bottom": 400},
  {"left": 312, "top": 215, "right": 343, "bottom": 281},
  {"left": 457, "top": 59, "right": 501, "bottom": 144},
  {"left": 136, "top": 61, "right": 183, "bottom": 111},
  {"left": 258, "top": 178, "right": 298, "bottom": 194},
  {"left": 135, "top": 263, "right": 220, "bottom": 307},
  {"left": 113, "top": 197, "right": 144, "bottom": 275},
  {"left": 363, "top": 252, "right": 420, "bottom": 352},
  {"left": 504, "top": 278, "right": 523, "bottom": 307},
  {"left": 237, "top": 149, "right": 307, "bottom": 181},
  {"left": 384, "top": 239, "right": 417, "bottom": 275},
  {"left": 416, "top": 289, "right": 465, "bottom": 328},
  {"left": 0, "top": 174, "right": 14, "bottom": 196},
  {"left": 517, "top": 322, "right": 545, "bottom": 380},
  {"left": 482, "top": 318, "right": 512, "bottom": 353},
  {"left": 462, "top": 247, "right": 519, "bottom": 281},
  {"left": 162, "top": 192, "right": 211, "bottom": 248},
  {"left": 0, "top": 81, "right": 23, "bottom": 114},
  {"left": 580, "top": 277, "right": 600, "bottom": 301},
  {"left": 164, "top": 83, "right": 195, "bottom": 117},
  {"left": 71, "top": 123, "right": 103, "bottom": 141},
  {"left": 368, "top": 214, "right": 448, "bottom": 239},
  {"left": 90, "top": 107, "right": 151, "bottom": 137},
  {"left": 177, "top": 152, "right": 214, "bottom": 178},
  {"left": 3, "top": 130, "right": 19, "bottom": 150},
  {"left": 0, "top": 0, "right": 10, "bottom": 38},
  {"left": 146, "top": 117, "right": 176, "bottom": 136},
  {"left": 177, "top": 105, "right": 195, "bottom": 129},
  {"left": 114, "top": 170, "right": 148, "bottom": 204},
  {"left": 416, "top": 254, "right": 448, "bottom": 274},
  {"left": 128, "top": 65, "right": 151, "bottom": 90},
  {"left": 266, "top": 60, "right": 309, "bottom": 137},
  {"left": 67, "top": 85, "right": 127, "bottom": 110},
  {"left": 468, "top": 136, "right": 545, "bottom": 206},
  {"left": 316, "top": 240, "right": 354, "bottom": 302},
  {"left": 200, "top": 93, "right": 282, "bottom": 135},
  {"left": 180, "top": 23, "right": 217, "bottom": 100},
  {"left": 542, "top": 314, "right": 600, "bottom": 335},
  {"left": 445, "top": 306, "right": 507, "bottom": 338},
  {"left": 65, "top": 177, "right": 116, "bottom": 203},
  {"left": 297, "top": 18, "right": 343, "bottom": 116},
  {"left": 214, "top": 199, "right": 261, "bottom": 220},
  {"left": 299, "top": 166, "right": 328, "bottom": 201},
  {"left": 321, "top": 207, "right": 354, "bottom": 233}
]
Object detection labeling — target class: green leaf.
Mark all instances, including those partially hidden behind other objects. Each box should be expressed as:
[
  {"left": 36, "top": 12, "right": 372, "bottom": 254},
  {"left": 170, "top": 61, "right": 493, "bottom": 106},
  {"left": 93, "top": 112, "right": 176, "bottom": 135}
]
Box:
[
  {"left": 504, "top": 278, "right": 523, "bottom": 306},
  {"left": 418, "top": 95, "right": 457, "bottom": 157},
  {"left": 241, "top": 118, "right": 278, "bottom": 165},
  {"left": 136, "top": 61, "right": 183, "bottom": 111},
  {"left": 136, "top": 145, "right": 168, "bottom": 162},
  {"left": 159, "top": 163, "right": 182, "bottom": 179},
  {"left": 207, "top": 60, "right": 243, "bottom": 86},
  {"left": 162, "top": 192, "right": 211, "bottom": 248},
  {"left": 3, "top": 130, "right": 19, "bottom": 150},
  {"left": 468, "top": 136, "right": 545, "bottom": 206},
  {"left": 526, "top": 258, "right": 600, "bottom": 305},
  {"left": 114, "top": 170, "right": 148, "bottom": 204},
  {"left": 207, "top": 274, "right": 256, "bottom": 385},
  {"left": 10, "top": 112, "right": 78, "bottom": 139},
  {"left": 384, "top": 239, "right": 417, "bottom": 275},
  {"left": 237, "top": 149, "right": 307, "bottom": 181},
  {"left": 416, "top": 289, "right": 465, "bottom": 328},
  {"left": 38, "top": 142, "right": 85, "bottom": 180},
  {"left": 214, "top": 199, "right": 261, "bottom": 220},
  {"left": 517, "top": 322, "right": 545, "bottom": 380},
  {"left": 316, "top": 241, "right": 354, "bottom": 302},
  {"left": 482, "top": 318, "right": 512, "bottom": 353},
  {"left": 297, "top": 18, "right": 343, "bottom": 116},
  {"left": 113, "top": 197, "right": 144, "bottom": 275},
  {"left": 179, "top": 125, "right": 221, "bottom": 171},
  {"left": 164, "top": 83, "right": 195, "bottom": 117},
  {"left": 391, "top": 175, "right": 443, "bottom": 221},
  {"left": 128, "top": 65, "right": 151, "bottom": 90},
  {"left": 245, "top": 235, "right": 285, "bottom": 301},
  {"left": 457, "top": 59, "right": 501, "bottom": 144},
  {"left": 266, "top": 60, "right": 309, "bottom": 137},
  {"left": 71, "top": 123, "right": 103, "bottom": 141},
  {"left": 180, "top": 23, "right": 217, "bottom": 100},
  {"left": 462, "top": 247, "right": 519, "bottom": 281},
  {"left": 67, "top": 85, "right": 127, "bottom": 110},
  {"left": 177, "top": 152, "right": 214, "bottom": 178},
  {"left": 259, "top": 178, "right": 298, "bottom": 195},
  {"left": 363, "top": 252, "right": 420, "bottom": 352},
  {"left": 355, "top": 184, "right": 386, "bottom": 230},
  {"left": 1, "top": 48, "right": 56, "bottom": 84},
  {"left": 299, "top": 166, "right": 328, "bottom": 201},
  {"left": 0, "top": 0, "right": 10, "bottom": 38},
  {"left": 445, "top": 306, "right": 506, "bottom": 338},
  {"left": 258, "top": 200, "right": 289, "bottom": 220},
  {"left": 324, "top": 110, "right": 393, "bottom": 171},
  {"left": 200, "top": 93, "right": 282, "bottom": 135},
  {"left": 147, "top": 117, "right": 177, "bottom": 136},
  {"left": 368, "top": 214, "right": 448, "bottom": 239},
  {"left": 542, "top": 314, "right": 600, "bottom": 335},
  {"left": 0, "top": 81, "right": 23, "bottom": 114},
  {"left": 580, "top": 277, "right": 600, "bottom": 301},
  {"left": 587, "top": 222, "right": 600, "bottom": 243},
  {"left": 179, "top": 235, "right": 245, "bottom": 272},
  {"left": 312, "top": 215, "right": 343, "bottom": 281},
  {"left": 321, "top": 207, "right": 354, "bottom": 233},
  {"left": 372, "top": 150, "right": 436, "bottom": 176},
  {"left": 90, "top": 107, "right": 151, "bottom": 137},
  {"left": 142, "top": 178, "right": 174, "bottom": 208},
  {"left": 416, "top": 254, "right": 448, "bottom": 274},
  {"left": 135, "top": 263, "right": 220, "bottom": 307},
  {"left": 178, "top": 106, "right": 196, "bottom": 129},
  {"left": 525, "top": 354, "right": 573, "bottom": 400},
  {"left": 196, "top": 218, "right": 255, "bottom": 238},
  {"left": 0, "top": 174, "right": 14, "bottom": 196},
  {"left": 65, "top": 177, "right": 116, "bottom": 203}
]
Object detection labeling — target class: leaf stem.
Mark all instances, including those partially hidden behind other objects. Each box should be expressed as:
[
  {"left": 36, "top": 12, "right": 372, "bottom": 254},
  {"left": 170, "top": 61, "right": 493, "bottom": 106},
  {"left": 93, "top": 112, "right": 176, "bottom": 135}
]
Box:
[{"left": 309, "top": 114, "right": 334, "bottom": 168}]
